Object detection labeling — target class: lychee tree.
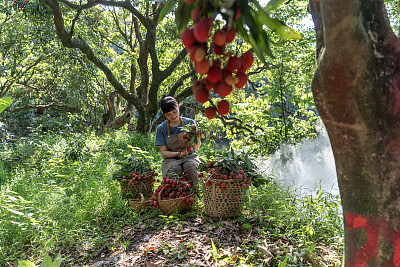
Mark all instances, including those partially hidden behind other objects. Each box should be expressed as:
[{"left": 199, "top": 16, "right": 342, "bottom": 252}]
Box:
[
  {"left": 308, "top": 0, "right": 400, "bottom": 265},
  {"left": 168, "top": 0, "right": 400, "bottom": 264}
]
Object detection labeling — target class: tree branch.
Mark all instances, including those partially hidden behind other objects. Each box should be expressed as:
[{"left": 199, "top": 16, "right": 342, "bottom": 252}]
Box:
[
  {"left": 160, "top": 48, "right": 188, "bottom": 80},
  {"left": 5, "top": 103, "right": 78, "bottom": 113},
  {"left": 169, "top": 70, "right": 196, "bottom": 96}
]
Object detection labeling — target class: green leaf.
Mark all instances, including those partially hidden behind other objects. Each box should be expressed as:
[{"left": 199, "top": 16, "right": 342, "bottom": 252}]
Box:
[
  {"left": 265, "top": 0, "right": 286, "bottom": 12},
  {"left": 40, "top": 253, "right": 62, "bottom": 267},
  {"left": 243, "top": 223, "right": 253, "bottom": 229},
  {"left": 211, "top": 239, "right": 218, "bottom": 259},
  {"left": 0, "top": 97, "right": 13, "bottom": 114},
  {"left": 6, "top": 208, "right": 24, "bottom": 216},
  {"left": 175, "top": 2, "right": 193, "bottom": 33},
  {"left": 18, "top": 261, "right": 37, "bottom": 267},
  {"left": 158, "top": 0, "right": 178, "bottom": 23},
  {"left": 258, "top": 12, "right": 302, "bottom": 40}
]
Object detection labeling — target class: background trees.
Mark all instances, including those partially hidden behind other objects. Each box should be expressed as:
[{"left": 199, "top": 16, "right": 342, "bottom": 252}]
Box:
[{"left": 42, "top": 0, "right": 198, "bottom": 134}]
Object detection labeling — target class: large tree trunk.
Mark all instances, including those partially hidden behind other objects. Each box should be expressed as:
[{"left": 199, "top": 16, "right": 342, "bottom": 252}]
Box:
[{"left": 309, "top": 0, "right": 400, "bottom": 265}]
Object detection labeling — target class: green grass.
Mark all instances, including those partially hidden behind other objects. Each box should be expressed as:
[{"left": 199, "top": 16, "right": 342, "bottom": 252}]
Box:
[{"left": 0, "top": 131, "right": 343, "bottom": 266}]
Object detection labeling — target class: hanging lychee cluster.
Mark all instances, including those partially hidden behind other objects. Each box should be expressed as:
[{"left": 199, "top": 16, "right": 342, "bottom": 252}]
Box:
[{"left": 181, "top": 0, "right": 254, "bottom": 119}]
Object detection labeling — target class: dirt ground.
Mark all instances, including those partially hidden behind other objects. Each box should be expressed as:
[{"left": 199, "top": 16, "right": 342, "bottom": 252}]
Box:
[{"left": 80, "top": 215, "right": 340, "bottom": 267}]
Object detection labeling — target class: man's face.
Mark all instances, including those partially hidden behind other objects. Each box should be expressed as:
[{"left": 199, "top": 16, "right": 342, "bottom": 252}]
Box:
[{"left": 164, "top": 108, "right": 179, "bottom": 123}]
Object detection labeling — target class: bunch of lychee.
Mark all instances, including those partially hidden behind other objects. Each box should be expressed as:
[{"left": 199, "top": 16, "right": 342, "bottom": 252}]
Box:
[
  {"left": 181, "top": 3, "right": 254, "bottom": 119},
  {"left": 149, "top": 176, "right": 195, "bottom": 210},
  {"left": 121, "top": 170, "right": 158, "bottom": 185},
  {"left": 179, "top": 125, "right": 204, "bottom": 153}
]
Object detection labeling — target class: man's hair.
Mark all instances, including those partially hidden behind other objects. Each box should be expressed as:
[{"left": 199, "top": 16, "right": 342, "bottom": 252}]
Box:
[{"left": 159, "top": 95, "right": 179, "bottom": 114}]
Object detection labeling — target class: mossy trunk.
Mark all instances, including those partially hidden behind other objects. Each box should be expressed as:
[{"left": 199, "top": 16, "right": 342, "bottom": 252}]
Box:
[{"left": 309, "top": 0, "right": 400, "bottom": 265}]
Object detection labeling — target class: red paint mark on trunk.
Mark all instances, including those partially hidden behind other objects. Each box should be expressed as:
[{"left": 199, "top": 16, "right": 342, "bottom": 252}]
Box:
[
  {"left": 346, "top": 213, "right": 378, "bottom": 267},
  {"left": 394, "top": 218, "right": 400, "bottom": 266}
]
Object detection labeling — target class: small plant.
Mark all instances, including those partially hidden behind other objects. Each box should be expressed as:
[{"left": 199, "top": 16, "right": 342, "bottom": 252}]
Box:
[{"left": 18, "top": 253, "right": 62, "bottom": 267}]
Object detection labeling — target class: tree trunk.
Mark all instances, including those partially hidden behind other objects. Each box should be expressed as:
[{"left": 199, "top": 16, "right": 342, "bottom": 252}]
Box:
[{"left": 309, "top": 0, "right": 400, "bottom": 265}]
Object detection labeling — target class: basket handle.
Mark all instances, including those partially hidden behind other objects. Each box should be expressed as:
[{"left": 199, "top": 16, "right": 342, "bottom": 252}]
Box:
[{"left": 157, "top": 187, "right": 165, "bottom": 202}]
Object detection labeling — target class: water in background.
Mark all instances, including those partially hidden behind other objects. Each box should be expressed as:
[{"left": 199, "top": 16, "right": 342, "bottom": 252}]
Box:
[{"left": 257, "top": 121, "right": 340, "bottom": 196}]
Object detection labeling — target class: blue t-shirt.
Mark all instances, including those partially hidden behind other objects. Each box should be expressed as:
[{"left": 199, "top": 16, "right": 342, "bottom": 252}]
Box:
[{"left": 155, "top": 117, "right": 196, "bottom": 146}]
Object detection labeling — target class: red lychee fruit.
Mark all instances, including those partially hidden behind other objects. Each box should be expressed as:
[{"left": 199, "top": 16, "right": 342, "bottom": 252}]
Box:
[
  {"left": 207, "top": 65, "right": 222, "bottom": 83},
  {"left": 224, "top": 73, "right": 235, "bottom": 86},
  {"left": 193, "top": 19, "right": 210, "bottom": 43},
  {"left": 204, "top": 106, "right": 217, "bottom": 119},
  {"left": 194, "top": 86, "right": 209, "bottom": 103},
  {"left": 191, "top": 80, "right": 204, "bottom": 95},
  {"left": 195, "top": 59, "right": 210, "bottom": 75},
  {"left": 224, "top": 27, "right": 236, "bottom": 43},
  {"left": 242, "top": 51, "right": 254, "bottom": 70},
  {"left": 185, "top": 0, "right": 196, "bottom": 4},
  {"left": 212, "top": 59, "right": 222, "bottom": 68},
  {"left": 217, "top": 100, "right": 230, "bottom": 115},
  {"left": 213, "top": 30, "right": 227, "bottom": 46},
  {"left": 235, "top": 72, "right": 248, "bottom": 88},
  {"left": 227, "top": 56, "right": 242, "bottom": 72},
  {"left": 202, "top": 78, "right": 213, "bottom": 91},
  {"left": 192, "top": 7, "right": 199, "bottom": 22},
  {"left": 213, "top": 45, "right": 225, "bottom": 56},
  {"left": 193, "top": 46, "right": 206, "bottom": 62},
  {"left": 214, "top": 81, "right": 232, "bottom": 97},
  {"left": 181, "top": 28, "right": 196, "bottom": 48}
]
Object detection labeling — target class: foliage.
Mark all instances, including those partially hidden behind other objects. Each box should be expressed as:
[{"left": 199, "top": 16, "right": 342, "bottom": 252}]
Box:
[
  {"left": 0, "top": 97, "right": 12, "bottom": 114},
  {"left": 0, "top": 130, "right": 160, "bottom": 265},
  {"left": 0, "top": 130, "right": 343, "bottom": 265},
  {"left": 190, "top": 0, "right": 318, "bottom": 154},
  {"left": 18, "top": 253, "right": 62, "bottom": 267}
]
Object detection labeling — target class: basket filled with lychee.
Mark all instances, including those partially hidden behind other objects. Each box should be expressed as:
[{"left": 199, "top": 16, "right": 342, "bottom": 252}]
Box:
[
  {"left": 119, "top": 170, "right": 158, "bottom": 199},
  {"left": 149, "top": 174, "right": 195, "bottom": 214},
  {"left": 200, "top": 150, "right": 261, "bottom": 218}
]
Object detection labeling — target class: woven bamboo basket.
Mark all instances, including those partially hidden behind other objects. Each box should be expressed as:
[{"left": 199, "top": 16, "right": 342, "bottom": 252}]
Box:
[
  {"left": 128, "top": 194, "right": 151, "bottom": 212},
  {"left": 157, "top": 189, "right": 194, "bottom": 214},
  {"left": 203, "top": 178, "right": 246, "bottom": 218},
  {"left": 119, "top": 174, "right": 154, "bottom": 199}
]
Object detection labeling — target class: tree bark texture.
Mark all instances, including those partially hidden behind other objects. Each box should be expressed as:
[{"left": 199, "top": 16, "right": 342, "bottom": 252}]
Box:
[{"left": 309, "top": 0, "right": 400, "bottom": 265}]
